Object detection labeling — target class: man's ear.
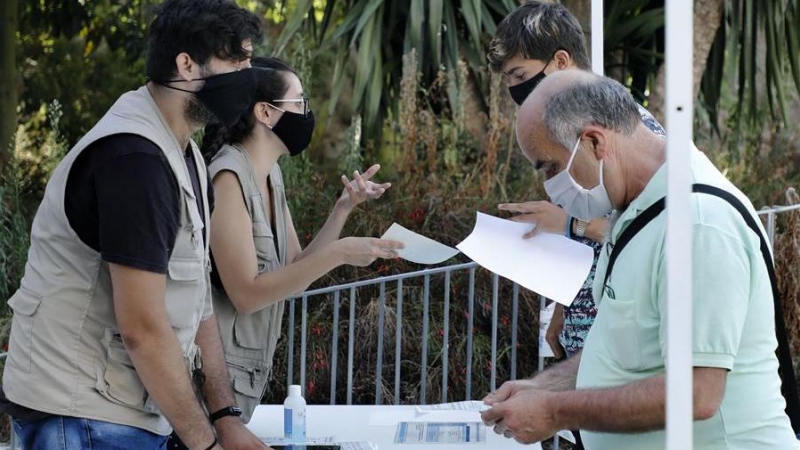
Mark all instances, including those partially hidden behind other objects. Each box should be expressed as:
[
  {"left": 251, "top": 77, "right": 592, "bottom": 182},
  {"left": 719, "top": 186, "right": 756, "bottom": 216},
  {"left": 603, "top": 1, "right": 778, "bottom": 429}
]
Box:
[
  {"left": 174, "top": 52, "right": 202, "bottom": 82},
  {"left": 581, "top": 125, "right": 609, "bottom": 160},
  {"left": 554, "top": 49, "right": 572, "bottom": 70}
]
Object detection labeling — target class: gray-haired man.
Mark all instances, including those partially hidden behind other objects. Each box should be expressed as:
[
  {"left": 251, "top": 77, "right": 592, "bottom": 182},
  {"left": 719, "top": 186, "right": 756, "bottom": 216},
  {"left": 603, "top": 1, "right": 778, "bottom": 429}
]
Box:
[{"left": 481, "top": 70, "right": 799, "bottom": 450}]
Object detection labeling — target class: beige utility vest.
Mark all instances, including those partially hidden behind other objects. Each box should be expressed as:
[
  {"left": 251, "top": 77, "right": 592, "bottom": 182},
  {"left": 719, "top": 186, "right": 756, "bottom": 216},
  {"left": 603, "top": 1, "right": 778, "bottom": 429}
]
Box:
[
  {"left": 3, "top": 86, "right": 212, "bottom": 435},
  {"left": 209, "top": 144, "right": 287, "bottom": 423}
]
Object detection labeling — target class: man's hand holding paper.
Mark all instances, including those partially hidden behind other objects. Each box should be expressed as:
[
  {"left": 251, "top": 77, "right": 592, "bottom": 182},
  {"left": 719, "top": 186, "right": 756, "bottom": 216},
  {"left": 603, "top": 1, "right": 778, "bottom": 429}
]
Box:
[{"left": 498, "top": 201, "right": 570, "bottom": 238}]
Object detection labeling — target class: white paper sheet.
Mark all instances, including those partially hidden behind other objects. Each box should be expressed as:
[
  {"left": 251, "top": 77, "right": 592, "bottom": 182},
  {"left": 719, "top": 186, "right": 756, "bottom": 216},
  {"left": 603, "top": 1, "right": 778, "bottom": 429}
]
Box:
[
  {"left": 381, "top": 223, "right": 460, "bottom": 264},
  {"left": 538, "top": 301, "right": 556, "bottom": 358},
  {"left": 395, "top": 422, "right": 485, "bottom": 444},
  {"left": 556, "top": 430, "right": 576, "bottom": 444},
  {"left": 415, "top": 401, "right": 490, "bottom": 415},
  {"left": 456, "top": 213, "right": 595, "bottom": 306}
]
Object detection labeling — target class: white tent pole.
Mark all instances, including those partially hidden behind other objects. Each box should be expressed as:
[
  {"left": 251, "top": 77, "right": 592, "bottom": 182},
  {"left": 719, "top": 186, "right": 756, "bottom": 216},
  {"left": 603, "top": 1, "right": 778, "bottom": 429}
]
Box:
[
  {"left": 665, "top": 0, "right": 694, "bottom": 449},
  {"left": 591, "top": 0, "right": 604, "bottom": 75}
]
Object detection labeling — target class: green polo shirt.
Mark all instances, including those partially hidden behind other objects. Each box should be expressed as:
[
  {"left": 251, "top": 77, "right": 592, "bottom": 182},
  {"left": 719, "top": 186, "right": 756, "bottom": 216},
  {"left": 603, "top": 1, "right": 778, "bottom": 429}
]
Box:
[{"left": 575, "top": 147, "right": 799, "bottom": 449}]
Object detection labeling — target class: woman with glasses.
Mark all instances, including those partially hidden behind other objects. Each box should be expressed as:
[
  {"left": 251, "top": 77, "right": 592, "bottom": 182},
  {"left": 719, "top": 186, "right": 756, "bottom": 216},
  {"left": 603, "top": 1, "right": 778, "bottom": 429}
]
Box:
[{"left": 199, "top": 57, "right": 403, "bottom": 423}]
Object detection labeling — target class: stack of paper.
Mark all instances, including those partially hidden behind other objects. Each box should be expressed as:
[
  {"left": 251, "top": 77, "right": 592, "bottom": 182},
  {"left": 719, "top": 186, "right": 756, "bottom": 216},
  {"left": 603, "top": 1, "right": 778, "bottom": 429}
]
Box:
[{"left": 395, "top": 421, "right": 485, "bottom": 444}]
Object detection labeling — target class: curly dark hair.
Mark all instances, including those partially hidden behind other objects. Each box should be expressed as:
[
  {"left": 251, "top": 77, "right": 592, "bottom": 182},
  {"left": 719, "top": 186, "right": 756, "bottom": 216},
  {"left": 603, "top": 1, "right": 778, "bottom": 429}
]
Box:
[
  {"left": 488, "top": 1, "right": 590, "bottom": 73},
  {"left": 201, "top": 57, "right": 298, "bottom": 162},
  {"left": 146, "top": 0, "right": 263, "bottom": 82}
]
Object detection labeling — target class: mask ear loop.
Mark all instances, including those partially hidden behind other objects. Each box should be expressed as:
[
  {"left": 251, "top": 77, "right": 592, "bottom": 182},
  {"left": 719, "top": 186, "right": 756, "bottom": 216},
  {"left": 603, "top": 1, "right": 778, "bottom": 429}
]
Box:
[
  {"left": 565, "top": 137, "right": 582, "bottom": 172},
  {"left": 264, "top": 102, "right": 286, "bottom": 129},
  {"left": 574, "top": 137, "right": 606, "bottom": 191},
  {"left": 598, "top": 159, "right": 605, "bottom": 188}
]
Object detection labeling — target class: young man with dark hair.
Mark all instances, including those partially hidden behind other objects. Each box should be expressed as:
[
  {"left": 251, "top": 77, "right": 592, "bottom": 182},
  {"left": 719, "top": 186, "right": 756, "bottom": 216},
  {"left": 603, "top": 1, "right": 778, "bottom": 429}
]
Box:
[
  {"left": 2, "top": 1, "right": 268, "bottom": 449},
  {"left": 489, "top": 1, "right": 665, "bottom": 371},
  {"left": 488, "top": 1, "right": 591, "bottom": 103}
]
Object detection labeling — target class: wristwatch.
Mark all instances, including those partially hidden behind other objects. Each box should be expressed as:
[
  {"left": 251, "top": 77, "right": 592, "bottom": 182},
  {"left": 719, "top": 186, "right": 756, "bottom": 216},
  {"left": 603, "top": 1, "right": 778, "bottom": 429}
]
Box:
[
  {"left": 574, "top": 218, "right": 590, "bottom": 238},
  {"left": 210, "top": 406, "right": 243, "bottom": 424}
]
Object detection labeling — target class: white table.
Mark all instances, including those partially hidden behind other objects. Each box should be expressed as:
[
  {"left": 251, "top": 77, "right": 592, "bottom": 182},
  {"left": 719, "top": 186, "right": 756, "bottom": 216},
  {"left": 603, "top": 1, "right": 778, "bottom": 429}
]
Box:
[{"left": 246, "top": 405, "right": 542, "bottom": 450}]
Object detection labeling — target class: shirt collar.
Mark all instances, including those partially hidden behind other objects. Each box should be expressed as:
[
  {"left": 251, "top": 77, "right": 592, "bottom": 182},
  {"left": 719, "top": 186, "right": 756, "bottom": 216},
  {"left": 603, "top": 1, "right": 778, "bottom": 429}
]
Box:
[{"left": 608, "top": 144, "right": 701, "bottom": 243}]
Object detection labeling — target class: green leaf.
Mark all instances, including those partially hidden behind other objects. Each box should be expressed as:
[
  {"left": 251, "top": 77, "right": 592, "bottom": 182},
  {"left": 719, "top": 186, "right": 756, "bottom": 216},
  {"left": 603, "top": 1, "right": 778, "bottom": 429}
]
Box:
[
  {"left": 365, "top": 45, "right": 384, "bottom": 130},
  {"left": 275, "top": 0, "right": 315, "bottom": 56},
  {"left": 484, "top": 0, "right": 515, "bottom": 16},
  {"left": 604, "top": 8, "right": 664, "bottom": 48},
  {"left": 700, "top": 22, "right": 725, "bottom": 133},
  {"left": 428, "top": 0, "right": 444, "bottom": 69},
  {"left": 352, "top": 14, "right": 377, "bottom": 109},
  {"left": 443, "top": 1, "right": 459, "bottom": 72},
  {"left": 459, "top": 0, "right": 481, "bottom": 58},
  {"left": 785, "top": 7, "right": 800, "bottom": 98},
  {"left": 328, "top": 2, "right": 368, "bottom": 44},
  {"left": 351, "top": 0, "right": 386, "bottom": 47},
  {"left": 409, "top": 0, "right": 424, "bottom": 61},
  {"left": 327, "top": 41, "right": 349, "bottom": 117},
  {"left": 481, "top": 2, "right": 498, "bottom": 36},
  {"left": 318, "top": 0, "right": 338, "bottom": 45},
  {"left": 443, "top": 1, "right": 460, "bottom": 111}
]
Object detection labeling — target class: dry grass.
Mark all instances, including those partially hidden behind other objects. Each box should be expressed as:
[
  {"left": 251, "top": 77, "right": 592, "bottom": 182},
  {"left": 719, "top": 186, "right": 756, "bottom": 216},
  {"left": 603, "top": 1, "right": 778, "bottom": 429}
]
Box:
[{"left": 774, "top": 188, "right": 800, "bottom": 369}]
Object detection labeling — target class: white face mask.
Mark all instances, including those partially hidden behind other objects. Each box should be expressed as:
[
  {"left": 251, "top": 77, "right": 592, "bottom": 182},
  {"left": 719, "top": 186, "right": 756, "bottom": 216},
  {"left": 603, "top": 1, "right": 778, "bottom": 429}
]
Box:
[{"left": 543, "top": 138, "right": 613, "bottom": 220}]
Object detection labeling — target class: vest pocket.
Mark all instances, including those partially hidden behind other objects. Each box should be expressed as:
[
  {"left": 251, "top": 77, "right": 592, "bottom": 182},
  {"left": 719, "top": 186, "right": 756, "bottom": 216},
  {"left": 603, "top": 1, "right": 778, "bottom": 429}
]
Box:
[
  {"left": 95, "top": 330, "right": 154, "bottom": 413},
  {"left": 7, "top": 286, "right": 43, "bottom": 373},
  {"left": 233, "top": 309, "right": 271, "bottom": 349},
  {"left": 227, "top": 357, "right": 269, "bottom": 421},
  {"left": 168, "top": 258, "right": 204, "bottom": 281},
  {"left": 166, "top": 257, "right": 205, "bottom": 330}
]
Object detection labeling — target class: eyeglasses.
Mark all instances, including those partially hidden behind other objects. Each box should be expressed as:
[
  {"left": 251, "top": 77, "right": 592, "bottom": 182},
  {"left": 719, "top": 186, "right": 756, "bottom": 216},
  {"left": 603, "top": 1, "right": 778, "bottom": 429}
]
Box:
[{"left": 269, "top": 96, "right": 310, "bottom": 116}]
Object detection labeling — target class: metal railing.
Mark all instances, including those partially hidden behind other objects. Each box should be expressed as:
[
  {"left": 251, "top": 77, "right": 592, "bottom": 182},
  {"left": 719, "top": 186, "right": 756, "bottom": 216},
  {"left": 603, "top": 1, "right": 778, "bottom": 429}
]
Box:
[
  {"left": 759, "top": 203, "right": 800, "bottom": 246},
  {"left": 282, "top": 261, "right": 539, "bottom": 405}
]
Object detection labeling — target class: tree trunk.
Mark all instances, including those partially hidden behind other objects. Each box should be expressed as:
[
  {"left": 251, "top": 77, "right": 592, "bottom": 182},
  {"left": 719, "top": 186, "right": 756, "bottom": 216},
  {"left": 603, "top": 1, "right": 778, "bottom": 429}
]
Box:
[
  {"left": 0, "top": 0, "right": 17, "bottom": 175},
  {"left": 647, "top": 0, "right": 724, "bottom": 126}
]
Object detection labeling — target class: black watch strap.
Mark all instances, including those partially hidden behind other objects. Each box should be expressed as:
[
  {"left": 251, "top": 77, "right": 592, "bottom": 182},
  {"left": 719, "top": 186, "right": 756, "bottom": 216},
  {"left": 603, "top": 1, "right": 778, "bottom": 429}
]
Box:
[{"left": 209, "top": 406, "right": 242, "bottom": 424}]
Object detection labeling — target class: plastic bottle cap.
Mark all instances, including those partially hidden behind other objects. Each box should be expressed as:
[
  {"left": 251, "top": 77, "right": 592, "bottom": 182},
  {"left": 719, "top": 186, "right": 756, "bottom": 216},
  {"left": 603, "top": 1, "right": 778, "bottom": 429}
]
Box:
[{"left": 289, "top": 385, "right": 302, "bottom": 397}]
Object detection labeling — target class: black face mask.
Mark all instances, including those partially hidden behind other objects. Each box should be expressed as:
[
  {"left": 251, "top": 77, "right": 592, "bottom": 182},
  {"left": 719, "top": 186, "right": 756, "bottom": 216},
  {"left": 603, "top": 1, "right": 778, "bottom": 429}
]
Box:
[
  {"left": 271, "top": 110, "right": 316, "bottom": 157},
  {"left": 156, "top": 68, "right": 257, "bottom": 126},
  {"left": 507, "top": 58, "right": 554, "bottom": 106}
]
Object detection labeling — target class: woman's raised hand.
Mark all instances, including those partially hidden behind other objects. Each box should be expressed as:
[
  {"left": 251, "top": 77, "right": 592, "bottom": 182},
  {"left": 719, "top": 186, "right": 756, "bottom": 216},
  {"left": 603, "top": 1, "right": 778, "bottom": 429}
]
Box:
[{"left": 339, "top": 164, "right": 391, "bottom": 210}]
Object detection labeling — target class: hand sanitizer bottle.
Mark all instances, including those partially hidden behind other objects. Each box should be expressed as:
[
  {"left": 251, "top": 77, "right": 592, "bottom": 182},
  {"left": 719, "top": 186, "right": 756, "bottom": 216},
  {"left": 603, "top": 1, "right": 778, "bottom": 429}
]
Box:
[{"left": 284, "top": 384, "right": 306, "bottom": 443}]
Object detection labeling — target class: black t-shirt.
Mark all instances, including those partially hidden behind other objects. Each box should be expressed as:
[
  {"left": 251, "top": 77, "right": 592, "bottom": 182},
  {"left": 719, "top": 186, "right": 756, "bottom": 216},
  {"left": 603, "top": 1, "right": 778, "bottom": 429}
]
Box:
[{"left": 64, "top": 133, "right": 212, "bottom": 274}]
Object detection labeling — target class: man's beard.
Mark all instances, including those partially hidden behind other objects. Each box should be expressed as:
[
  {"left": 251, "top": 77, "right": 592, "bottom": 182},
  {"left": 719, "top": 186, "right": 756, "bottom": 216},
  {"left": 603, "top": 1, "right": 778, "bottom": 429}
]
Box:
[{"left": 184, "top": 93, "right": 217, "bottom": 127}]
